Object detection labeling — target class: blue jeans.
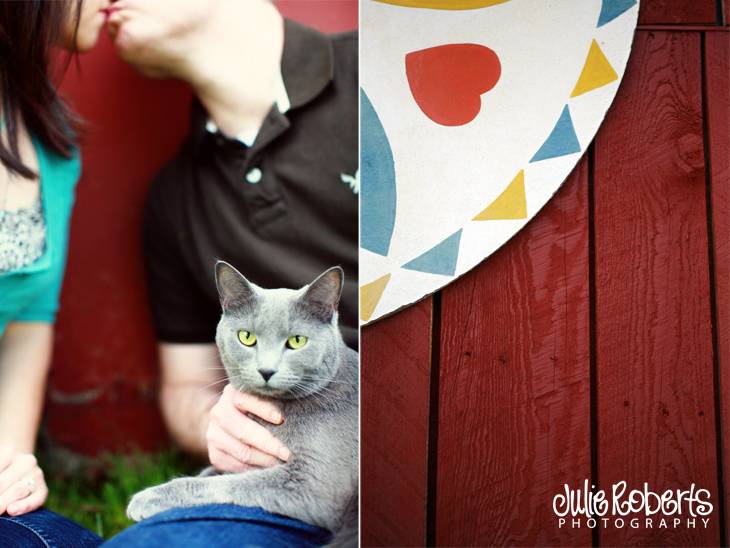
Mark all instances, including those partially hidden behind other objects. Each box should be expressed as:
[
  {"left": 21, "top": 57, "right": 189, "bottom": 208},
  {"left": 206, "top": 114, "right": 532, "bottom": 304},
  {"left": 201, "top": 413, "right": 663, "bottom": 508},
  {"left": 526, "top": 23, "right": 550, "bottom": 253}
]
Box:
[
  {"left": 0, "top": 505, "right": 331, "bottom": 547},
  {"left": 0, "top": 508, "right": 103, "bottom": 548},
  {"left": 104, "top": 505, "right": 332, "bottom": 547}
]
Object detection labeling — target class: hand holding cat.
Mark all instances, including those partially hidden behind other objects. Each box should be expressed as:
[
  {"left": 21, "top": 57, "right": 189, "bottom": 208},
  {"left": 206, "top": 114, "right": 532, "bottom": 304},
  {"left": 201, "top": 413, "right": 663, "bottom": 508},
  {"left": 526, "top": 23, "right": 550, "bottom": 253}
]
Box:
[
  {"left": 0, "top": 446, "right": 47, "bottom": 516},
  {"left": 206, "top": 384, "right": 291, "bottom": 473}
]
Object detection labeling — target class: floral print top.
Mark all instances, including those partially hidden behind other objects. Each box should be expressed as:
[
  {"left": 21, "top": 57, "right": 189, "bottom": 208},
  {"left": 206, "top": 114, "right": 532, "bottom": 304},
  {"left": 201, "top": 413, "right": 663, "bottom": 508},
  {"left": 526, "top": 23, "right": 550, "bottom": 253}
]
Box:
[{"left": 0, "top": 197, "right": 46, "bottom": 273}]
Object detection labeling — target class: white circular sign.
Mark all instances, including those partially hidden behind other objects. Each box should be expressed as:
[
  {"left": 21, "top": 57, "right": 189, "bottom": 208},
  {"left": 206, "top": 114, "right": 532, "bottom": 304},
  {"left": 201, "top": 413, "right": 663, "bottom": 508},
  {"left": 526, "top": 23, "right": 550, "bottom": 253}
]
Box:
[{"left": 360, "top": 0, "right": 639, "bottom": 323}]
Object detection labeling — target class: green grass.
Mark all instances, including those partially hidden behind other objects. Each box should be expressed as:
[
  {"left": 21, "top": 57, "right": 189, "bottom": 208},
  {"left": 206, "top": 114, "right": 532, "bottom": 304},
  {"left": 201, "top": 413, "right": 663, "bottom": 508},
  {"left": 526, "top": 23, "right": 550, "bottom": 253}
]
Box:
[{"left": 42, "top": 450, "right": 200, "bottom": 539}]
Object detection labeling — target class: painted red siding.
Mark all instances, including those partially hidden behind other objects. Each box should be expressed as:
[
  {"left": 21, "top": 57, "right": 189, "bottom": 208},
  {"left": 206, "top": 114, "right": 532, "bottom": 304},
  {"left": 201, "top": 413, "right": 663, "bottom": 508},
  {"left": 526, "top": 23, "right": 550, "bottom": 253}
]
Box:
[
  {"left": 435, "top": 161, "right": 592, "bottom": 546},
  {"left": 362, "top": 4, "right": 729, "bottom": 545},
  {"left": 361, "top": 300, "right": 432, "bottom": 546},
  {"left": 594, "top": 30, "right": 719, "bottom": 546},
  {"left": 706, "top": 30, "right": 730, "bottom": 537}
]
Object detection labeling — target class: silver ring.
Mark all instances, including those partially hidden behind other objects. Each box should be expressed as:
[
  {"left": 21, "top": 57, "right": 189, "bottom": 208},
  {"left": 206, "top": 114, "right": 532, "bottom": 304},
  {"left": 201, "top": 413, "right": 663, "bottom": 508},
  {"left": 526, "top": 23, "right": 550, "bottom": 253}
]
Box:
[{"left": 21, "top": 477, "right": 36, "bottom": 493}]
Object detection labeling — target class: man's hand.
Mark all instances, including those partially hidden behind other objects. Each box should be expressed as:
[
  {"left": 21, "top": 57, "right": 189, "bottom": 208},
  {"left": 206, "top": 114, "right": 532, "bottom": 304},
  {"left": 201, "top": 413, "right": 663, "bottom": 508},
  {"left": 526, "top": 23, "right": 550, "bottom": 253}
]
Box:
[
  {"left": 157, "top": 343, "right": 290, "bottom": 469},
  {"left": 206, "top": 384, "right": 290, "bottom": 473},
  {"left": 0, "top": 447, "right": 48, "bottom": 516}
]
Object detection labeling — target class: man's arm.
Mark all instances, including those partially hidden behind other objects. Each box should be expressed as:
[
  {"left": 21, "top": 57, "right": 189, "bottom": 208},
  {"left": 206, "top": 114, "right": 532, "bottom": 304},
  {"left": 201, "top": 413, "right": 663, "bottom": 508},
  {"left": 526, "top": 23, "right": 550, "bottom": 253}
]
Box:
[
  {"left": 159, "top": 343, "right": 290, "bottom": 468},
  {"left": 158, "top": 343, "right": 223, "bottom": 456},
  {"left": 142, "top": 159, "right": 288, "bottom": 465}
]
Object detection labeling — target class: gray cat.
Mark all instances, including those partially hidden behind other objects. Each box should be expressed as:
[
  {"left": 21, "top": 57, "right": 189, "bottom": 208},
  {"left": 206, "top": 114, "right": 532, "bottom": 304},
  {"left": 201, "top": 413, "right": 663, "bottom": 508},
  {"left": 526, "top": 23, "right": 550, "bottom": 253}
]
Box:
[{"left": 127, "top": 261, "right": 359, "bottom": 546}]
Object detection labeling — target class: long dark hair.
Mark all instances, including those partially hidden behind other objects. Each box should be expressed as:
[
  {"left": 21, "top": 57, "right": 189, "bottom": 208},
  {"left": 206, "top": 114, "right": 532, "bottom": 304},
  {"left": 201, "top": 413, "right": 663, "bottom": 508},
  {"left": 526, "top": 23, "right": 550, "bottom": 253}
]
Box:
[{"left": 0, "top": 1, "right": 81, "bottom": 178}]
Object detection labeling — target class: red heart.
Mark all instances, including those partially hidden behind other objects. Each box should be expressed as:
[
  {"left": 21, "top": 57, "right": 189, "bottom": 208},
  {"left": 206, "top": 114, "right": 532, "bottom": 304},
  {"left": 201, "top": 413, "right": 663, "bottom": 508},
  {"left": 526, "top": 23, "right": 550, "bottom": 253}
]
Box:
[{"left": 406, "top": 44, "right": 501, "bottom": 126}]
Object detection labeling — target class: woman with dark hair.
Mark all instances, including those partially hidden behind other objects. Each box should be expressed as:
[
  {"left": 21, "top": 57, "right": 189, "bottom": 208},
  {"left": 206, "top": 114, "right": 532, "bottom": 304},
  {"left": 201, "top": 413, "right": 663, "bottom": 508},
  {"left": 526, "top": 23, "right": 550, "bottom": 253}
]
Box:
[{"left": 0, "top": 0, "right": 110, "bottom": 546}]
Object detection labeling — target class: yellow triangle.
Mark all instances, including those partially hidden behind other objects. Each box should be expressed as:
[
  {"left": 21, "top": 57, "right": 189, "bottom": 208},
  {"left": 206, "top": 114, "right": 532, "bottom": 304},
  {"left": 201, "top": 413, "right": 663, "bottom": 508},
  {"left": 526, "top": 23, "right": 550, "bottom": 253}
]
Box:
[
  {"left": 570, "top": 39, "right": 619, "bottom": 98},
  {"left": 360, "top": 273, "right": 391, "bottom": 322},
  {"left": 473, "top": 170, "right": 527, "bottom": 221}
]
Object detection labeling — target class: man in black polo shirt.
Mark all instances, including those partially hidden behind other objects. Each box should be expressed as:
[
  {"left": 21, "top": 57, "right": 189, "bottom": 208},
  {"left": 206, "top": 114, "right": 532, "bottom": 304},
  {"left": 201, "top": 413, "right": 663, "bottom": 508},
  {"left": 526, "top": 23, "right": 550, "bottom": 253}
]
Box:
[{"left": 108, "top": 1, "right": 357, "bottom": 473}]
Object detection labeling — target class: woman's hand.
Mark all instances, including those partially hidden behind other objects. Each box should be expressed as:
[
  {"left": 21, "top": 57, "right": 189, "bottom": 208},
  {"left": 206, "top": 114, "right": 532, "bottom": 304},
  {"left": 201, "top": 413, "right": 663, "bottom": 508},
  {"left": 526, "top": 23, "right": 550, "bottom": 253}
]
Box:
[
  {"left": 206, "top": 384, "right": 290, "bottom": 473},
  {"left": 0, "top": 446, "right": 47, "bottom": 516}
]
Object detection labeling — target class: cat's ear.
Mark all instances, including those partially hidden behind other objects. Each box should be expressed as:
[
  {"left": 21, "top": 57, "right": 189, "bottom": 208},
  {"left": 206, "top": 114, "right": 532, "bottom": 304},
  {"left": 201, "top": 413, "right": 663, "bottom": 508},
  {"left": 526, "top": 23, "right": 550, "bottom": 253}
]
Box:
[
  {"left": 301, "top": 266, "right": 344, "bottom": 322},
  {"left": 215, "top": 261, "right": 255, "bottom": 311}
]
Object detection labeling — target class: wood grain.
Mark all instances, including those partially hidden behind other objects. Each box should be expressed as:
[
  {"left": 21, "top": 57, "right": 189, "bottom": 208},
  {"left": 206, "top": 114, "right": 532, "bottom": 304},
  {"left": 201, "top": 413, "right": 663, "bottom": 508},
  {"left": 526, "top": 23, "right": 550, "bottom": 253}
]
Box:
[
  {"left": 594, "top": 31, "right": 720, "bottom": 546},
  {"left": 638, "top": 0, "right": 718, "bottom": 25},
  {"left": 361, "top": 299, "right": 433, "bottom": 546},
  {"left": 434, "top": 161, "right": 592, "bottom": 546},
  {"left": 705, "top": 31, "right": 730, "bottom": 537}
]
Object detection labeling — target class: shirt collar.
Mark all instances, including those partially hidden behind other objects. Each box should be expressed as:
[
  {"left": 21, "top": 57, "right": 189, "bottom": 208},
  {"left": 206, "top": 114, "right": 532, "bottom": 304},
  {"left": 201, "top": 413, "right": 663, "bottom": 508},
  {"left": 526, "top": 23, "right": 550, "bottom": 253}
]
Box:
[
  {"left": 205, "top": 70, "right": 290, "bottom": 146},
  {"left": 280, "top": 18, "right": 334, "bottom": 109}
]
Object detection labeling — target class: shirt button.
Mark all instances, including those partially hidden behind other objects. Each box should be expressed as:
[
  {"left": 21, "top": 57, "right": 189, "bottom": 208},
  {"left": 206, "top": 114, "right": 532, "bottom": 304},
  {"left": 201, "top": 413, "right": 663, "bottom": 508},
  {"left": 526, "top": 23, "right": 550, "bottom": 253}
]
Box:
[{"left": 245, "top": 167, "right": 262, "bottom": 184}]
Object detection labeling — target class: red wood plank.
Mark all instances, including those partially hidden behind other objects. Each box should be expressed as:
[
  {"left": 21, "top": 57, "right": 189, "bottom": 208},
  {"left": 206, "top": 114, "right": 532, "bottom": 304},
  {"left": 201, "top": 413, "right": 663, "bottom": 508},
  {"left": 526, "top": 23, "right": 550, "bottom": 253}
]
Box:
[
  {"left": 435, "top": 161, "right": 591, "bottom": 546},
  {"left": 706, "top": 31, "right": 730, "bottom": 536},
  {"left": 594, "top": 31, "right": 720, "bottom": 546},
  {"left": 637, "top": 25, "right": 730, "bottom": 31},
  {"left": 361, "top": 299, "right": 432, "bottom": 546},
  {"left": 639, "top": 0, "right": 717, "bottom": 25}
]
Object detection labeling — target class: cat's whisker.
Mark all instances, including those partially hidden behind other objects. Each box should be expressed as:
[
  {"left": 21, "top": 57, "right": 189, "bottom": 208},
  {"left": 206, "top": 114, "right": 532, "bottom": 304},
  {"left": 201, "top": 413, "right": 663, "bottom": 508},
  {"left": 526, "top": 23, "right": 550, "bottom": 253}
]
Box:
[
  {"left": 290, "top": 383, "right": 344, "bottom": 402},
  {"left": 300, "top": 377, "right": 355, "bottom": 386},
  {"left": 300, "top": 373, "right": 353, "bottom": 381},
  {"left": 196, "top": 378, "right": 231, "bottom": 393},
  {"left": 300, "top": 382, "right": 343, "bottom": 394},
  {"left": 290, "top": 384, "right": 320, "bottom": 397}
]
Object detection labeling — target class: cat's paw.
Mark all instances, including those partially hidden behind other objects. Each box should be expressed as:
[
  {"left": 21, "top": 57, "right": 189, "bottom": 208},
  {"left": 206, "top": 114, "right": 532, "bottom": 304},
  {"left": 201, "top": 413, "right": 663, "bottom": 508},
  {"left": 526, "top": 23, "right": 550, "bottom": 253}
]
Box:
[{"left": 127, "top": 487, "right": 171, "bottom": 522}]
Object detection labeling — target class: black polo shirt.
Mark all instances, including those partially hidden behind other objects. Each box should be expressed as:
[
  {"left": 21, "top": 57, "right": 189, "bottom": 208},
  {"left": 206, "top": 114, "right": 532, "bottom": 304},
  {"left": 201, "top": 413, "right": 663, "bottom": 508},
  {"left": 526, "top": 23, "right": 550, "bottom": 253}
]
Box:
[{"left": 142, "top": 20, "right": 358, "bottom": 349}]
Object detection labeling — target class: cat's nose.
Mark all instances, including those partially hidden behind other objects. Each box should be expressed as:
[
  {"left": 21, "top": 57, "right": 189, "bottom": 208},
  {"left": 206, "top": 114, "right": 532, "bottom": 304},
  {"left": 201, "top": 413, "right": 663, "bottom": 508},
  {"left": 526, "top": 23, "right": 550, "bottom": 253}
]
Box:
[{"left": 258, "top": 369, "right": 276, "bottom": 382}]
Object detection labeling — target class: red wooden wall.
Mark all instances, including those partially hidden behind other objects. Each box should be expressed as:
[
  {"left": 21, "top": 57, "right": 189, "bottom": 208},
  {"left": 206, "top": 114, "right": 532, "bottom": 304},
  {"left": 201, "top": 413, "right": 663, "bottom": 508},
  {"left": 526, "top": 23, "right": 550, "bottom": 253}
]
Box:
[
  {"left": 361, "top": 1, "right": 730, "bottom": 546},
  {"left": 46, "top": 2, "right": 357, "bottom": 456}
]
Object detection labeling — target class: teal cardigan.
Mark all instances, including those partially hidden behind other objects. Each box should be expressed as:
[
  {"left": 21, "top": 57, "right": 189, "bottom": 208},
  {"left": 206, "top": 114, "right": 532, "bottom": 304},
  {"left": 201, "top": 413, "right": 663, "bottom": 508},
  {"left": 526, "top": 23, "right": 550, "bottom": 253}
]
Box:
[{"left": 0, "top": 138, "right": 81, "bottom": 336}]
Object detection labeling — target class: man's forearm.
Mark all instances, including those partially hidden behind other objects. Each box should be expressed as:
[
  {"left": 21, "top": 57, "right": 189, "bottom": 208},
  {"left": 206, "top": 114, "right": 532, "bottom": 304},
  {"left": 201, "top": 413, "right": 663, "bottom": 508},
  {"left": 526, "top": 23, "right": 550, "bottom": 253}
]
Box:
[
  {"left": 160, "top": 382, "right": 220, "bottom": 456},
  {"left": 157, "top": 342, "right": 224, "bottom": 456}
]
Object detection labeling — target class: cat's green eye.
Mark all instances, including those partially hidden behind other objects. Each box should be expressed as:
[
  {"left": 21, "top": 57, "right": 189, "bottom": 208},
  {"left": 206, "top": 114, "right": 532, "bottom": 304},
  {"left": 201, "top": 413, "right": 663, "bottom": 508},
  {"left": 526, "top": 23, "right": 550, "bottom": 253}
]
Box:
[
  {"left": 286, "top": 335, "right": 308, "bottom": 350},
  {"left": 238, "top": 330, "right": 257, "bottom": 347}
]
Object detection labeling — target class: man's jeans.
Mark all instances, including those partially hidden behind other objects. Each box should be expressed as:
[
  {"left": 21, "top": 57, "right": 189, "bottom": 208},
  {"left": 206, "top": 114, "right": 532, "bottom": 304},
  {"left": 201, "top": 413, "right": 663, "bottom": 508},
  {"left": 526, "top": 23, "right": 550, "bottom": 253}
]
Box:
[
  {"left": 0, "top": 506, "right": 331, "bottom": 548},
  {"left": 105, "top": 504, "right": 332, "bottom": 547}
]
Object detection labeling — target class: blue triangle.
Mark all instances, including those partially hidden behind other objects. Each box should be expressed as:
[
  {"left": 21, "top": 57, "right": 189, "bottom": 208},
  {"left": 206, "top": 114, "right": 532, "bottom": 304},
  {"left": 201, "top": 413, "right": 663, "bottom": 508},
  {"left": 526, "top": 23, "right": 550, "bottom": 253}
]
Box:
[
  {"left": 530, "top": 105, "right": 581, "bottom": 162},
  {"left": 403, "top": 230, "right": 462, "bottom": 276},
  {"left": 597, "top": 0, "right": 637, "bottom": 27}
]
